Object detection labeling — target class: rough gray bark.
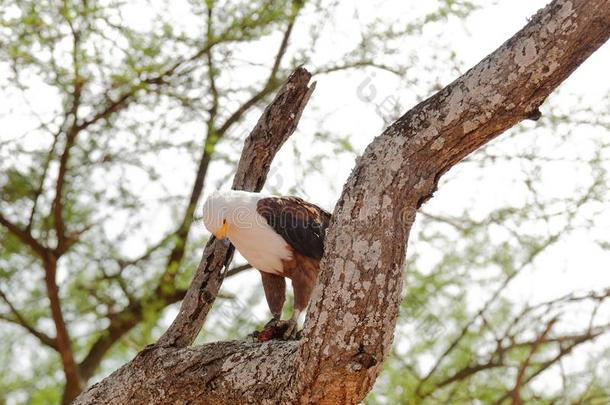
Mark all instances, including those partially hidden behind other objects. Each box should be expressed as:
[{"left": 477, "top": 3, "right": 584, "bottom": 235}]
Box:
[{"left": 74, "top": 1, "right": 610, "bottom": 403}]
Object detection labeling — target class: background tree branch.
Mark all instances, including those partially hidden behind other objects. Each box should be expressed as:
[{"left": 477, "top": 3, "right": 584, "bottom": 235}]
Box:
[{"left": 0, "top": 288, "right": 58, "bottom": 350}]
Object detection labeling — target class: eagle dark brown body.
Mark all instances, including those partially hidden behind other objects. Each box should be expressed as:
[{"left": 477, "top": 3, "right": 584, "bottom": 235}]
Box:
[{"left": 256, "top": 197, "right": 331, "bottom": 328}]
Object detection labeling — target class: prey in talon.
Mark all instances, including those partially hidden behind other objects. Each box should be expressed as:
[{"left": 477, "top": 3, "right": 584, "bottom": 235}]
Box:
[{"left": 203, "top": 190, "right": 330, "bottom": 341}]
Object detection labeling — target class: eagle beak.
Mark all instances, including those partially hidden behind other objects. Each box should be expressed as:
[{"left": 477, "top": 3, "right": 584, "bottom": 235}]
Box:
[{"left": 215, "top": 220, "right": 228, "bottom": 240}]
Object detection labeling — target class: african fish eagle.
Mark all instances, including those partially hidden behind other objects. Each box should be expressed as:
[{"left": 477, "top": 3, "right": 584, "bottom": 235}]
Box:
[{"left": 202, "top": 190, "right": 331, "bottom": 340}]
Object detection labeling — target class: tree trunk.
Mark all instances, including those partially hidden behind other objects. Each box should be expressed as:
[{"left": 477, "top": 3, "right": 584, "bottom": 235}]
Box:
[{"left": 74, "top": 0, "right": 610, "bottom": 403}]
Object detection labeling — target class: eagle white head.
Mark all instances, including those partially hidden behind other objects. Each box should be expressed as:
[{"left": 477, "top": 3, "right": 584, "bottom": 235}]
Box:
[{"left": 202, "top": 190, "right": 263, "bottom": 240}]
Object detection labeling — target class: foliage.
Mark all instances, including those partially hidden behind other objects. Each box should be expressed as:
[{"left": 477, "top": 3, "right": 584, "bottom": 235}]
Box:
[{"left": 1, "top": 0, "right": 609, "bottom": 403}]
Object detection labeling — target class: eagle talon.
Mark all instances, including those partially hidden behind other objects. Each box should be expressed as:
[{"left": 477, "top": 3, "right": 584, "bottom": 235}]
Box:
[
  {"left": 280, "top": 319, "right": 299, "bottom": 340},
  {"left": 264, "top": 315, "right": 281, "bottom": 329},
  {"left": 247, "top": 330, "right": 261, "bottom": 342},
  {"left": 249, "top": 318, "right": 300, "bottom": 342},
  {"left": 250, "top": 317, "right": 281, "bottom": 342}
]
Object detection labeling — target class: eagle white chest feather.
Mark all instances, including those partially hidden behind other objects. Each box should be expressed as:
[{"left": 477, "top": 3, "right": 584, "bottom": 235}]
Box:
[{"left": 202, "top": 191, "right": 292, "bottom": 275}]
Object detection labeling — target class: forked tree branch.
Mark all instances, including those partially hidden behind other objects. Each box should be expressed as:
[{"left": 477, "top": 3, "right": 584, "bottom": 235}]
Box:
[{"left": 74, "top": 1, "right": 610, "bottom": 403}]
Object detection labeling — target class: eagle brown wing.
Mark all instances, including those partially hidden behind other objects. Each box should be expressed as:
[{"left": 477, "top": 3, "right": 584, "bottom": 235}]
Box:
[{"left": 256, "top": 196, "right": 331, "bottom": 261}]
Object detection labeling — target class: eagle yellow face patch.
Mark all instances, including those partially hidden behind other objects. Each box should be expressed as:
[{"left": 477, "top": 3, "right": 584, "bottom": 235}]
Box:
[{"left": 215, "top": 219, "right": 228, "bottom": 240}]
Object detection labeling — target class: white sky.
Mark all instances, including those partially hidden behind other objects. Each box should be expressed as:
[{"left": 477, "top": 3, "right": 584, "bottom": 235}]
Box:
[{"left": 1, "top": 0, "right": 609, "bottom": 399}]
